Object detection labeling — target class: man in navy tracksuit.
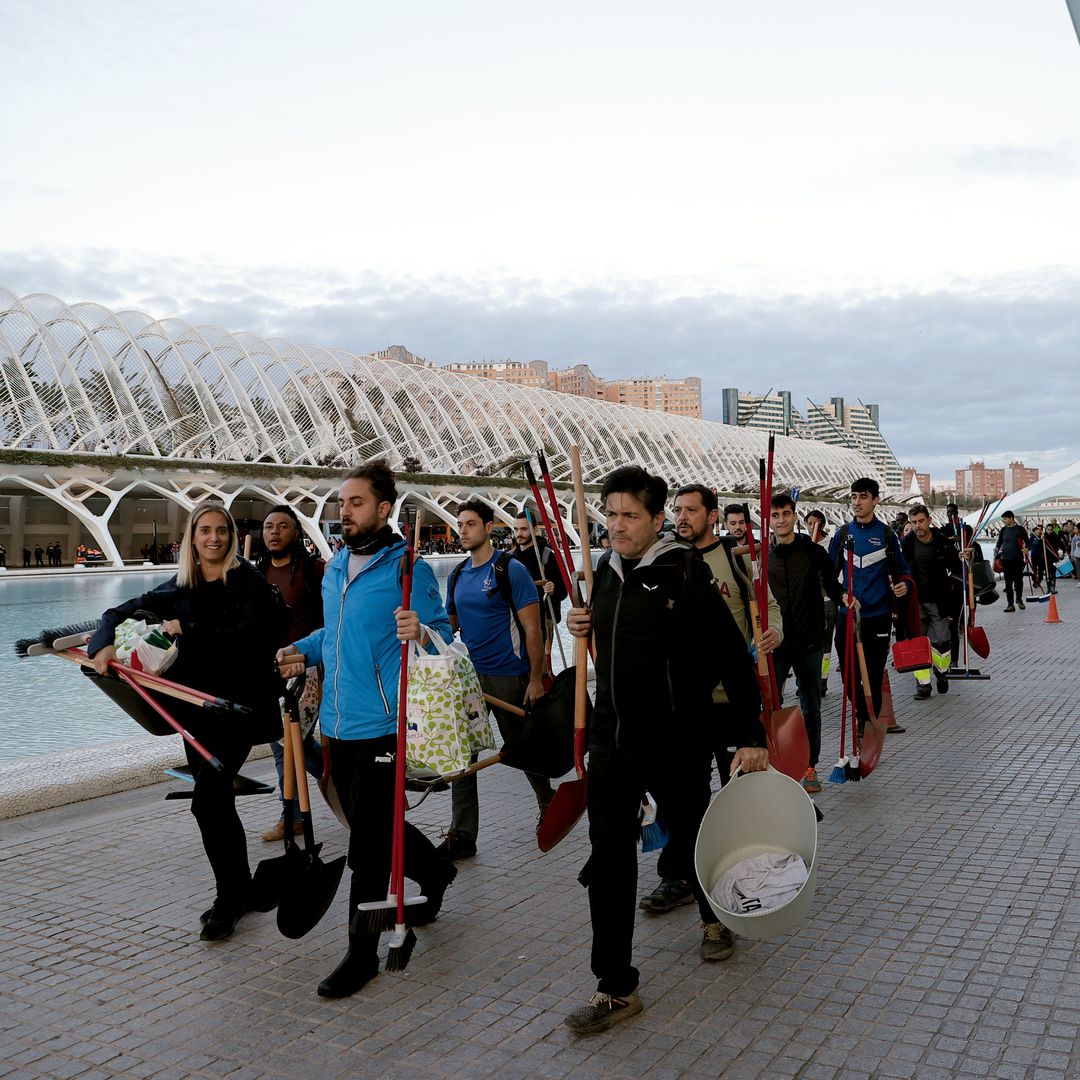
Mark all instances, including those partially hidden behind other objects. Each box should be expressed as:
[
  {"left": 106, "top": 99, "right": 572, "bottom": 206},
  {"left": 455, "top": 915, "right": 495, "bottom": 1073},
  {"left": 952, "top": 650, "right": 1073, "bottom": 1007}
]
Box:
[
  {"left": 278, "top": 462, "right": 455, "bottom": 999},
  {"left": 828, "top": 477, "right": 912, "bottom": 736}
]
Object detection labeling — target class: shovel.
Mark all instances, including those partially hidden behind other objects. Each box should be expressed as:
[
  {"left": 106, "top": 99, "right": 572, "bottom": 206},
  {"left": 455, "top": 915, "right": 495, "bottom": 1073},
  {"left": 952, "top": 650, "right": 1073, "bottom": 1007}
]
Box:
[
  {"left": 253, "top": 676, "right": 346, "bottom": 932},
  {"left": 536, "top": 445, "right": 593, "bottom": 853},
  {"left": 853, "top": 609, "right": 887, "bottom": 778},
  {"left": 965, "top": 557, "right": 990, "bottom": 660}
]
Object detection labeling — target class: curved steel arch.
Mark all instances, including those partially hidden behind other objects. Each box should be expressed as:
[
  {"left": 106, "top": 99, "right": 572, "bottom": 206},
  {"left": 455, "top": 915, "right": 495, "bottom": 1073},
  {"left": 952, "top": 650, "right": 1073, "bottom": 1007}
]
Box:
[{"left": 0, "top": 288, "right": 886, "bottom": 494}]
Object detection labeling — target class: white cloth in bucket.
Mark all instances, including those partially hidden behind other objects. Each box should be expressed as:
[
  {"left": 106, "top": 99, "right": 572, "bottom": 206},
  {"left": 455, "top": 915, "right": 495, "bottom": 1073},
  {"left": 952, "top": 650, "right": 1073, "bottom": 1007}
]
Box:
[{"left": 711, "top": 852, "right": 809, "bottom": 915}]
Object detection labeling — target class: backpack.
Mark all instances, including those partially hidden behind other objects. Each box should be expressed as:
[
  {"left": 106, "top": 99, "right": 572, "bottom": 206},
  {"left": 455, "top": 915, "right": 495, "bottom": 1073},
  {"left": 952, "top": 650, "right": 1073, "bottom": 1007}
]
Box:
[{"left": 446, "top": 551, "right": 526, "bottom": 641}]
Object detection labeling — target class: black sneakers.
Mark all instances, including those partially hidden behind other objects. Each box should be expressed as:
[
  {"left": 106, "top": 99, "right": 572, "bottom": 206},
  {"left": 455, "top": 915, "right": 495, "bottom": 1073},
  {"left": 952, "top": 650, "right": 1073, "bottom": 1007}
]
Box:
[
  {"left": 435, "top": 831, "right": 477, "bottom": 861},
  {"left": 639, "top": 877, "right": 695, "bottom": 914}
]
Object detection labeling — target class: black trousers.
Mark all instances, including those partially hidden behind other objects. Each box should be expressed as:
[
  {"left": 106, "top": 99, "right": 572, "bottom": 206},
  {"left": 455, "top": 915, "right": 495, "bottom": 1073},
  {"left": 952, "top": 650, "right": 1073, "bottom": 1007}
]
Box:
[
  {"left": 184, "top": 734, "right": 255, "bottom": 905},
  {"left": 585, "top": 744, "right": 714, "bottom": 997},
  {"left": 1001, "top": 559, "right": 1026, "bottom": 604},
  {"left": 329, "top": 735, "right": 447, "bottom": 959},
  {"left": 835, "top": 610, "right": 891, "bottom": 724}
]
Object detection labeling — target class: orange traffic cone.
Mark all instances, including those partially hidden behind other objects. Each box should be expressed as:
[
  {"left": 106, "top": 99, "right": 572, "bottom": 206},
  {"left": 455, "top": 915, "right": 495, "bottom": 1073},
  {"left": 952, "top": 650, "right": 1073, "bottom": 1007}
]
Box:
[{"left": 1045, "top": 594, "right": 1062, "bottom": 623}]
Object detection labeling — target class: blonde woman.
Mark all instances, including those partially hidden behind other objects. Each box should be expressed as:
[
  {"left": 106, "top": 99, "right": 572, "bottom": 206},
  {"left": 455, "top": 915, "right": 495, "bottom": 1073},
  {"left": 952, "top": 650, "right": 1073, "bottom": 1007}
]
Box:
[{"left": 89, "top": 501, "right": 285, "bottom": 941}]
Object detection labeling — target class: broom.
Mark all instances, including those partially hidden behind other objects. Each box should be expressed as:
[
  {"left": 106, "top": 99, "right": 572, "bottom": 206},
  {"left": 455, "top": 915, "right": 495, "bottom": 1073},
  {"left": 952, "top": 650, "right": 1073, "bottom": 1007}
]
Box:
[{"left": 639, "top": 793, "right": 669, "bottom": 853}]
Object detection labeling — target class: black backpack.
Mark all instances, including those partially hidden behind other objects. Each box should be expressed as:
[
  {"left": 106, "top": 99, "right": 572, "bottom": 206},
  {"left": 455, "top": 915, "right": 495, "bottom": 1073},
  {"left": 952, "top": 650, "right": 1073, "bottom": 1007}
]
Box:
[{"left": 446, "top": 551, "right": 526, "bottom": 640}]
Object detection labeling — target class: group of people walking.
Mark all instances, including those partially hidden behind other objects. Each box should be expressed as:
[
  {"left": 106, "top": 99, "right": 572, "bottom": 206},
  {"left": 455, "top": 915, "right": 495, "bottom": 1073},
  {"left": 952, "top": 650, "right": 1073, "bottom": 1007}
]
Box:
[{"left": 83, "top": 459, "right": 1039, "bottom": 1033}]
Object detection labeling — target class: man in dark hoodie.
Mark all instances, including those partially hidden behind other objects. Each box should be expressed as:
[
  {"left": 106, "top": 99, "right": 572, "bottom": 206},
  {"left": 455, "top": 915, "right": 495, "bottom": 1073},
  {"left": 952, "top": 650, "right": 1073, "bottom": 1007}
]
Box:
[
  {"left": 563, "top": 466, "right": 766, "bottom": 1035},
  {"left": 768, "top": 493, "right": 845, "bottom": 793},
  {"left": 994, "top": 510, "right": 1029, "bottom": 611}
]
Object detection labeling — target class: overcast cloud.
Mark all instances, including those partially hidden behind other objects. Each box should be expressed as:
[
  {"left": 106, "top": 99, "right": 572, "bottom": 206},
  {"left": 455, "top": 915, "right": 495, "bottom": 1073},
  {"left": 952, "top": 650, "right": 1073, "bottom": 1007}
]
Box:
[{"left": 2, "top": 250, "right": 1076, "bottom": 482}]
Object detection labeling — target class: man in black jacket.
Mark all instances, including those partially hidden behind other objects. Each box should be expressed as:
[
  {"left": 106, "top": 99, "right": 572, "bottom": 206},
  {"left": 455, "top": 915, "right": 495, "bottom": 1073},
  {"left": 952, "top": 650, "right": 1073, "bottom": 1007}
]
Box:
[
  {"left": 510, "top": 509, "right": 567, "bottom": 644},
  {"left": 994, "top": 510, "right": 1029, "bottom": 611},
  {"left": 902, "top": 505, "right": 962, "bottom": 699},
  {"left": 768, "top": 493, "right": 845, "bottom": 793},
  {"left": 563, "top": 466, "right": 766, "bottom": 1035}
]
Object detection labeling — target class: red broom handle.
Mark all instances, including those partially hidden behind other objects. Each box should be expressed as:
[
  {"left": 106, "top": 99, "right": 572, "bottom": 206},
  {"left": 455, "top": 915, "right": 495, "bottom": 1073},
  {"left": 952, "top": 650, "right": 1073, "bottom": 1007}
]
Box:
[
  {"left": 112, "top": 665, "right": 224, "bottom": 771},
  {"left": 538, "top": 451, "right": 577, "bottom": 593},
  {"left": 393, "top": 524, "right": 415, "bottom": 924},
  {"left": 524, "top": 462, "right": 573, "bottom": 598}
]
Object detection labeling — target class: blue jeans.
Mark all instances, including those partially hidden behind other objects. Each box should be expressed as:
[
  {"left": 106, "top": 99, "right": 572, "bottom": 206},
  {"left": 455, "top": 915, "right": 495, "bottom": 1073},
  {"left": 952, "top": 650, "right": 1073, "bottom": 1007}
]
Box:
[
  {"left": 270, "top": 734, "right": 325, "bottom": 815},
  {"left": 772, "top": 646, "right": 824, "bottom": 768}
]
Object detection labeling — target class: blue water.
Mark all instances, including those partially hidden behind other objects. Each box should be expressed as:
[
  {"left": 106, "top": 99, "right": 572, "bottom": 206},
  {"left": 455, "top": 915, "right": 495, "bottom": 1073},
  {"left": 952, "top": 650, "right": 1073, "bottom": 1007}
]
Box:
[{"left": 1, "top": 556, "right": 581, "bottom": 763}]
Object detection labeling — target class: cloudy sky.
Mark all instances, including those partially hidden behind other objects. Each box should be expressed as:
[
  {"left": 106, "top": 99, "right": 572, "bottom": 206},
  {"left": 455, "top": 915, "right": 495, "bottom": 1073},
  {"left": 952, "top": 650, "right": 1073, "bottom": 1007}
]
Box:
[{"left": 3, "top": 1, "right": 1079, "bottom": 481}]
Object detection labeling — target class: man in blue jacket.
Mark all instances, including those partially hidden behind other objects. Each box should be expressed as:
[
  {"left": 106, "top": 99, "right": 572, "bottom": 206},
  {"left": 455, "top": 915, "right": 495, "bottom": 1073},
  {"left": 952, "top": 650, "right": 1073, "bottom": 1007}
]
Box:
[
  {"left": 277, "top": 461, "right": 455, "bottom": 999},
  {"left": 828, "top": 478, "right": 911, "bottom": 736}
]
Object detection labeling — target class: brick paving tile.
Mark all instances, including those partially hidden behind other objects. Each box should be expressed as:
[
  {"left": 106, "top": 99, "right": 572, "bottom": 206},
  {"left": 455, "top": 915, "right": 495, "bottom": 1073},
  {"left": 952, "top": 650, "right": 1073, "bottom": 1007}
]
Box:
[{"left": 2, "top": 588, "right": 1080, "bottom": 1078}]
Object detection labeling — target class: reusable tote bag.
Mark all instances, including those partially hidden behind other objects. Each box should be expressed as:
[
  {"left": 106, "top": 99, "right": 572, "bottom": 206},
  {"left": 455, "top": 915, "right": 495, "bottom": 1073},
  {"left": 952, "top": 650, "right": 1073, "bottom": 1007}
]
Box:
[{"left": 406, "top": 628, "right": 495, "bottom": 774}]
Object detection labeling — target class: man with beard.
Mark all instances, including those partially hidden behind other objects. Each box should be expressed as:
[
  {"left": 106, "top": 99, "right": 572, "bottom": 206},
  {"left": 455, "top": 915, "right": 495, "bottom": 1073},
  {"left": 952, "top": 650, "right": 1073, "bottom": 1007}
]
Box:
[
  {"left": 637, "top": 483, "right": 780, "bottom": 932},
  {"left": 563, "top": 467, "right": 765, "bottom": 1034},
  {"left": 509, "top": 509, "right": 567, "bottom": 660},
  {"left": 277, "top": 462, "right": 456, "bottom": 998},
  {"left": 257, "top": 505, "right": 326, "bottom": 842},
  {"left": 901, "top": 505, "right": 962, "bottom": 700}
]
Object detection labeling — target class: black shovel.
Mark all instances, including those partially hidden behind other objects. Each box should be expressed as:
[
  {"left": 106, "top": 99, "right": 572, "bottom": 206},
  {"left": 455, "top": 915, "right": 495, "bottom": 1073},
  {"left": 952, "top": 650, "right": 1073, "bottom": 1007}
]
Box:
[{"left": 252, "top": 678, "right": 346, "bottom": 935}]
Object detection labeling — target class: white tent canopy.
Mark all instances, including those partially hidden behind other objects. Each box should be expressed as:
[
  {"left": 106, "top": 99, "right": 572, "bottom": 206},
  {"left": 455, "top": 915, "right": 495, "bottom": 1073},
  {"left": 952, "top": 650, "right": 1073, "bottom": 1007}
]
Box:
[{"left": 977, "top": 460, "right": 1080, "bottom": 526}]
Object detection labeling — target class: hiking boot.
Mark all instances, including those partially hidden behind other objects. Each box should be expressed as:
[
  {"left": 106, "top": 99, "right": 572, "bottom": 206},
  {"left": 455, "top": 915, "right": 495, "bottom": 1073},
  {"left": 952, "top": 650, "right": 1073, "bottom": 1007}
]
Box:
[
  {"left": 913, "top": 684, "right": 932, "bottom": 701},
  {"left": 435, "top": 831, "right": 477, "bottom": 861},
  {"left": 1004, "top": 604, "right": 1016, "bottom": 613},
  {"left": 408, "top": 862, "right": 458, "bottom": 927},
  {"left": 261, "top": 818, "right": 304, "bottom": 842},
  {"left": 564, "top": 989, "right": 643, "bottom": 1034},
  {"left": 700, "top": 921, "right": 735, "bottom": 961},
  {"left": 639, "top": 877, "right": 695, "bottom": 914},
  {"left": 801, "top": 767, "right": 822, "bottom": 794},
  {"left": 935, "top": 672, "right": 949, "bottom": 694},
  {"left": 1017, "top": 600, "right": 1026, "bottom": 609},
  {"left": 199, "top": 898, "right": 248, "bottom": 941}
]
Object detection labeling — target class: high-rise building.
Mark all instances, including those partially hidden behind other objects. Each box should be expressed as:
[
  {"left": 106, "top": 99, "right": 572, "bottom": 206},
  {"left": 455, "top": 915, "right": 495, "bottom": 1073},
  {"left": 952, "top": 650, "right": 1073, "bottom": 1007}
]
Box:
[
  {"left": 441, "top": 359, "right": 701, "bottom": 417},
  {"left": 804, "top": 397, "right": 903, "bottom": 491},
  {"left": 721, "top": 388, "right": 801, "bottom": 436},
  {"left": 955, "top": 462, "right": 1006, "bottom": 500},
  {"left": 902, "top": 468, "right": 932, "bottom": 497},
  {"left": 442, "top": 359, "right": 550, "bottom": 388},
  {"left": 602, "top": 376, "right": 702, "bottom": 418},
  {"left": 1007, "top": 461, "right": 1039, "bottom": 493}
]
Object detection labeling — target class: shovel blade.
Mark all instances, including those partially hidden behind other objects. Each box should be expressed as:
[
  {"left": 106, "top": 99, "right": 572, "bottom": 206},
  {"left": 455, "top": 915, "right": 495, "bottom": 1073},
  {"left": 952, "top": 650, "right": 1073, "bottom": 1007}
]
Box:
[
  {"left": 968, "top": 625, "right": 990, "bottom": 659},
  {"left": 251, "top": 843, "right": 305, "bottom": 913},
  {"left": 276, "top": 850, "right": 347, "bottom": 939},
  {"left": 536, "top": 777, "right": 587, "bottom": 853},
  {"left": 767, "top": 706, "right": 810, "bottom": 781}
]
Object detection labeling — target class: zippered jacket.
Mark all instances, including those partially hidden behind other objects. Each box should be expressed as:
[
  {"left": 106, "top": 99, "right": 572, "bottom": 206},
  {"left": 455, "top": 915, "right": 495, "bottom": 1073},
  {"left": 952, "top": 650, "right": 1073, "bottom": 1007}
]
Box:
[
  {"left": 900, "top": 527, "right": 962, "bottom": 615},
  {"left": 828, "top": 517, "right": 912, "bottom": 620},
  {"left": 768, "top": 534, "right": 845, "bottom": 657},
  {"left": 589, "top": 536, "right": 763, "bottom": 761},
  {"left": 293, "top": 540, "right": 453, "bottom": 741}
]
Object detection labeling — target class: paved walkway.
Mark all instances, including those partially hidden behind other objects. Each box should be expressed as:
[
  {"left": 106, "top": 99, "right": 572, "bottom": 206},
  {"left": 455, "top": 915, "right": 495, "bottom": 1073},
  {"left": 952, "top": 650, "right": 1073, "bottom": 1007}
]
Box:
[{"left": 1, "top": 587, "right": 1077, "bottom": 1080}]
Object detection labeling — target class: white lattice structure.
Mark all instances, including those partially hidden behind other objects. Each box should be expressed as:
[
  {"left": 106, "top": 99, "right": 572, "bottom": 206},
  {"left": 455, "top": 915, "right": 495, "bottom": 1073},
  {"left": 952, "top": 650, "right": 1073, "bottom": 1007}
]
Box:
[{"left": 1, "top": 288, "right": 883, "bottom": 492}]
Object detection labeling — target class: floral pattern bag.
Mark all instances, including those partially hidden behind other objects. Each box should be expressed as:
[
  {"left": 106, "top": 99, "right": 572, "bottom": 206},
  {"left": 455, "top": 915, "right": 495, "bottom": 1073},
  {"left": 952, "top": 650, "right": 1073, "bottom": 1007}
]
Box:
[{"left": 405, "top": 628, "right": 494, "bottom": 775}]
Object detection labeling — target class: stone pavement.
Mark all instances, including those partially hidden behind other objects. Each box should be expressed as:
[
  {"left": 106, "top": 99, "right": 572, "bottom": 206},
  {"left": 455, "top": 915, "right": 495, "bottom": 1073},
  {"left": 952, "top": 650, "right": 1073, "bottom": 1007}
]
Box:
[{"left": 1, "top": 586, "right": 1077, "bottom": 1080}]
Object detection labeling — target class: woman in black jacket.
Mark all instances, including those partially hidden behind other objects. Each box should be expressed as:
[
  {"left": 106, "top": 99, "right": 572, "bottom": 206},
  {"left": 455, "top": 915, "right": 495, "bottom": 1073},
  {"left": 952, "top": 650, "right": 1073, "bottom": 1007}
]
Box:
[{"left": 88, "top": 501, "right": 284, "bottom": 941}]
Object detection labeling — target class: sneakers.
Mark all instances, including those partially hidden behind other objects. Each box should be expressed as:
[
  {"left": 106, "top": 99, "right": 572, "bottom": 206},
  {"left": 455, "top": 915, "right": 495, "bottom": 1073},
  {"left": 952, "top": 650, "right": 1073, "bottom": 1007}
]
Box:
[
  {"left": 1017, "top": 600, "right": 1026, "bottom": 610},
  {"left": 261, "top": 818, "right": 305, "bottom": 842},
  {"left": 639, "top": 877, "right": 695, "bottom": 914},
  {"left": 1004, "top": 604, "right": 1016, "bottom": 613},
  {"left": 435, "top": 831, "right": 477, "bottom": 861},
  {"left": 913, "top": 684, "right": 932, "bottom": 701},
  {"left": 935, "top": 672, "right": 949, "bottom": 694},
  {"left": 801, "top": 767, "right": 822, "bottom": 794},
  {"left": 564, "top": 989, "right": 643, "bottom": 1034},
  {"left": 199, "top": 898, "right": 248, "bottom": 941},
  {"left": 700, "top": 921, "right": 735, "bottom": 961}
]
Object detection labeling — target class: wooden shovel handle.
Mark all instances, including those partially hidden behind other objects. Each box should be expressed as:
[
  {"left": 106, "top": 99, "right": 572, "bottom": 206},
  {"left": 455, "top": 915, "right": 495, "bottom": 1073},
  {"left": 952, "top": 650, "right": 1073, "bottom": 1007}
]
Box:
[{"left": 482, "top": 692, "right": 527, "bottom": 718}]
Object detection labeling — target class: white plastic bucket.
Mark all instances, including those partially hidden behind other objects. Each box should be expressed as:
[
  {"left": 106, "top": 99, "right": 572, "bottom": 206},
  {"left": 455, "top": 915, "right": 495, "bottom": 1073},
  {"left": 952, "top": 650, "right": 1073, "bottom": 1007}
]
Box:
[{"left": 694, "top": 768, "right": 818, "bottom": 938}]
